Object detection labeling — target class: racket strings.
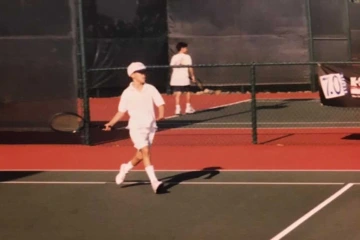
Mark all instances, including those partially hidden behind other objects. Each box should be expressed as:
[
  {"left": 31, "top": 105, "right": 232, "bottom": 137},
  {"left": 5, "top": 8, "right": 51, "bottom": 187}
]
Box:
[
  {"left": 194, "top": 78, "right": 203, "bottom": 90},
  {"left": 50, "top": 114, "right": 84, "bottom": 132},
  {"left": 196, "top": 79, "right": 203, "bottom": 89}
]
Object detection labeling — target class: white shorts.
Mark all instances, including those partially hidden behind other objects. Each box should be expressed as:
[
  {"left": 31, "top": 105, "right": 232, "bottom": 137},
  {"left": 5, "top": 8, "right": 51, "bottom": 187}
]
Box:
[{"left": 129, "top": 128, "right": 156, "bottom": 150}]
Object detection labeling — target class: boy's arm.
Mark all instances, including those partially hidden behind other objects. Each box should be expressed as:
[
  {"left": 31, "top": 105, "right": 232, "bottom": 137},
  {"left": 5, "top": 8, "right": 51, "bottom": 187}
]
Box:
[
  {"left": 104, "top": 111, "right": 125, "bottom": 130},
  {"left": 170, "top": 55, "right": 176, "bottom": 66},
  {"left": 151, "top": 86, "right": 165, "bottom": 121},
  {"left": 104, "top": 92, "right": 127, "bottom": 131},
  {"left": 189, "top": 67, "right": 196, "bottom": 82},
  {"left": 157, "top": 104, "right": 165, "bottom": 121},
  {"left": 186, "top": 55, "right": 196, "bottom": 82}
]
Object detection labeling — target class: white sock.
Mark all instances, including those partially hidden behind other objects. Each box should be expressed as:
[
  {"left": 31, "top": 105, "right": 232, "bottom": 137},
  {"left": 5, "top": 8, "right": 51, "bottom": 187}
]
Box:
[
  {"left": 176, "top": 104, "right": 180, "bottom": 109},
  {"left": 145, "top": 165, "right": 159, "bottom": 183},
  {"left": 124, "top": 161, "right": 133, "bottom": 173},
  {"left": 186, "top": 103, "right": 191, "bottom": 108}
]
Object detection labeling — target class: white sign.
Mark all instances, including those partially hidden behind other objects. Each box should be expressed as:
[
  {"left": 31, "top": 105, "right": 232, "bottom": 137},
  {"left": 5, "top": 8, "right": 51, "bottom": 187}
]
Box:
[
  {"left": 350, "top": 77, "right": 360, "bottom": 98},
  {"left": 319, "top": 73, "right": 348, "bottom": 99}
]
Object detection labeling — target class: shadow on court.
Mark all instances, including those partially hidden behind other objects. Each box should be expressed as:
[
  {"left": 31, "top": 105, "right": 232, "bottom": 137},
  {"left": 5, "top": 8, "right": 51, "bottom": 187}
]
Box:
[
  {"left": 0, "top": 171, "right": 42, "bottom": 182},
  {"left": 90, "top": 101, "right": 288, "bottom": 145},
  {"left": 0, "top": 101, "right": 289, "bottom": 145},
  {"left": 0, "top": 131, "right": 82, "bottom": 144},
  {"left": 0, "top": 121, "right": 129, "bottom": 145},
  {"left": 121, "top": 166, "right": 222, "bottom": 194},
  {"left": 259, "top": 133, "right": 295, "bottom": 144},
  {"left": 159, "top": 166, "right": 222, "bottom": 194},
  {"left": 0, "top": 129, "right": 129, "bottom": 145},
  {"left": 342, "top": 133, "right": 360, "bottom": 141},
  {"left": 154, "top": 102, "right": 288, "bottom": 129}
]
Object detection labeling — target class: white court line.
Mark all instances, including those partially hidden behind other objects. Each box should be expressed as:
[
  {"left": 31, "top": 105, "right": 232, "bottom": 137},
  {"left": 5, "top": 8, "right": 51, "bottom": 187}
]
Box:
[
  {"left": 3, "top": 169, "right": 360, "bottom": 172},
  {"left": 162, "top": 122, "right": 360, "bottom": 125},
  {"left": 158, "top": 127, "right": 251, "bottom": 130},
  {"left": 1, "top": 181, "right": 107, "bottom": 185},
  {"left": 257, "top": 99, "right": 319, "bottom": 102},
  {"left": 151, "top": 182, "right": 344, "bottom": 186},
  {"left": 256, "top": 126, "right": 360, "bottom": 129},
  {"left": 258, "top": 122, "right": 360, "bottom": 125},
  {"left": 0, "top": 181, "right": 346, "bottom": 185},
  {"left": 270, "top": 183, "right": 354, "bottom": 240},
  {"left": 198, "top": 99, "right": 250, "bottom": 110},
  {"left": 156, "top": 126, "right": 360, "bottom": 131}
]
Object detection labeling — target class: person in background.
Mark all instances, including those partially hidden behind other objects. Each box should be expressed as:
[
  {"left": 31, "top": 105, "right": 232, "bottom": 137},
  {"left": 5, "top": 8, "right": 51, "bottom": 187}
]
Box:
[{"left": 170, "top": 42, "right": 196, "bottom": 115}]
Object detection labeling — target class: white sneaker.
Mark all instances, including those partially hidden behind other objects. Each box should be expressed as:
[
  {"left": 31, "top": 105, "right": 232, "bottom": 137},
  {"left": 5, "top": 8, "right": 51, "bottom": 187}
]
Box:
[
  {"left": 185, "top": 106, "right": 195, "bottom": 114},
  {"left": 151, "top": 180, "right": 163, "bottom": 193},
  {"left": 115, "top": 164, "right": 127, "bottom": 185},
  {"left": 175, "top": 107, "right": 181, "bottom": 115}
]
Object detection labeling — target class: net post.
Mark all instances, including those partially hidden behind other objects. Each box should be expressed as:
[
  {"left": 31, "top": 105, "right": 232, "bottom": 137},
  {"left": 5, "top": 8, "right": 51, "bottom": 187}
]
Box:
[
  {"left": 250, "top": 63, "right": 258, "bottom": 144},
  {"left": 77, "top": 0, "right": 91, "bottom": 145},
  {"left": 305, "top": 0, "right": 316, "bottom": 92},
  {"left": 345, "top": 0, "right": 353, "bottom": 60}
]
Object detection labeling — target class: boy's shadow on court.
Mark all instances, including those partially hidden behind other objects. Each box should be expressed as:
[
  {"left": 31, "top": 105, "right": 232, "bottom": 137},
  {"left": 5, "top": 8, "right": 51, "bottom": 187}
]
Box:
[{"left": 122, "top": 166, "right": 222, "bottom": 194}]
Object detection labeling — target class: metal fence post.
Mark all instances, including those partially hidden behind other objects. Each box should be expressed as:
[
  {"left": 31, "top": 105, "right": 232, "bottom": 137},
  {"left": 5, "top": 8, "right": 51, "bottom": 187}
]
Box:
[
  {"left": 306, "top": 0, "right": 316, "bottom": 92},
  {"left": 250, "top": 64, "right": 257, "bottom": 144},
  {"left": 77, "top": 0, "right": 91, "bottom": 145},
  {"left": 345, "top": 0, "right": 353, "bottom": 60}
]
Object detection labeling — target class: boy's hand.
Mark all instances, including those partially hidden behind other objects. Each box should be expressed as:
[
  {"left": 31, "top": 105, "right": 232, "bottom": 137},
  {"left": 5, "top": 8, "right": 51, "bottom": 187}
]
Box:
[
  {"left": 103, "top": 123, "right": 113, "bottom": 131},
  {"left": 103, "top": 112, "right": 124, "bottom": 131}
]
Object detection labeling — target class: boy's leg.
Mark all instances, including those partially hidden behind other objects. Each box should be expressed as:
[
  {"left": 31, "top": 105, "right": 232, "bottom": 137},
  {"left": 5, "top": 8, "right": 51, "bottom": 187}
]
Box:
[
  {"left": 115, "top": 159, "right": 133, "bottom": 185},
  {"left": 141, "top": 146, "right": 163, "bottom": 193},
  {"left": 141, "top": 130, "right": 163, "bottom": 193},
  {"left": 115, "top": 135, "right": 144, "bottom": 185},
  {"left": 127, "top": 128, "right": 162, "bottom": 193},
  {"left": 185, "top": 88, "right": 195, "bottom": 114},
  {"left": 174, "top": 91, "right": 181, "bottom": 115},
  {"left": 131, "top": 150, "right": 143, "bottom": 166},
  {"left": 140, "top": 146, "right": 151, "bottom": 167}
]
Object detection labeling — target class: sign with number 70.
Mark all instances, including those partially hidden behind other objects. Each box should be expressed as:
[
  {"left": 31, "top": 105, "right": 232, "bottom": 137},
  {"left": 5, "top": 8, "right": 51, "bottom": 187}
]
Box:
[{"left": 319, "top": 73, "right": 348, "bottom": 99}]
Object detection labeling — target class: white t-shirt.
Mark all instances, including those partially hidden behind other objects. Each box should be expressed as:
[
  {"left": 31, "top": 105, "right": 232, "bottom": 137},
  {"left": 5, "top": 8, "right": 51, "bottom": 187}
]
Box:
[
  {"left": 118, "top": 83, "right": 165, "bottom": 129},
  {"left": 170, "top": 53, "right": 192, "bottom": 86}
]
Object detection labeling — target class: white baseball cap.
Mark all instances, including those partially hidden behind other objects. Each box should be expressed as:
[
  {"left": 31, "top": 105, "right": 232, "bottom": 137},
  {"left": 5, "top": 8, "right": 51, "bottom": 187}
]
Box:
[{"left": 127, "top": 62, "right": 146, "bottom": 77}]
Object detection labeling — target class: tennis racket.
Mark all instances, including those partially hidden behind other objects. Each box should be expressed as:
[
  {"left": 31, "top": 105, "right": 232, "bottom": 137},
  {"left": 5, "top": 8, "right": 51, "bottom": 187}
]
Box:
[
  {"left": 190, "top": 77, "right": 204, "bottom": 90},
  {"left": 49, "top": 112, "right": 110, "bottom": 133},
  {"left": 195, "top": 78, "right": 204, "bottom": 90}
]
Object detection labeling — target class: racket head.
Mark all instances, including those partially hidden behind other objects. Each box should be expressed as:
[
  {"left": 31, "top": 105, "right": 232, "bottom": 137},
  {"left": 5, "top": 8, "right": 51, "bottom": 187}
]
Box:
[
  {"left": 195, "top": 78, "right": 204, "bottom": 90},
  {"left": 49, "top": 112, "right": 85, "bottom": 133}
]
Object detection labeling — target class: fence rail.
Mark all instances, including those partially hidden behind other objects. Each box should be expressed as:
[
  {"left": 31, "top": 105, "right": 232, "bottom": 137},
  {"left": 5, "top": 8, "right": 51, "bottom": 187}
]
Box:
[
  {"left": 86, "top": 61, "right": 360, "bottom": 72},
  {"left": 80, "top": 61, "right": 360, "bottom": 145}
]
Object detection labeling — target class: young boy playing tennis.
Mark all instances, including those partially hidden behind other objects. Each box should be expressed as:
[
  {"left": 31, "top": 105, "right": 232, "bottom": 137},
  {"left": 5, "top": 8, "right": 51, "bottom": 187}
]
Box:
[
  {"left": 104, "top": 62, "right": 165, "bottom": 194},
  {"left": 170, "top": 42, "right": 196, "bottom": 115}
]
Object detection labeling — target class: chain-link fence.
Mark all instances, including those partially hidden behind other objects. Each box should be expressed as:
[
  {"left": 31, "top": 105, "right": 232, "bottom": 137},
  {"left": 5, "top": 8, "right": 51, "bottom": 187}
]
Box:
[
  {"left": 83, "top": 61, "right": 360, "bottom": 146},
  {"left": 1, "top": 0, "right": 360, "bottom": 146}
]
